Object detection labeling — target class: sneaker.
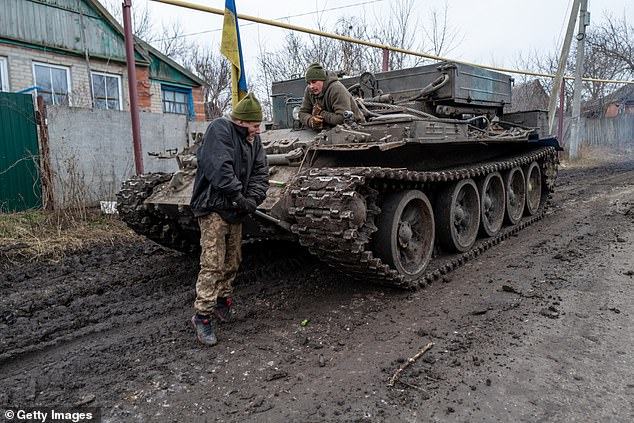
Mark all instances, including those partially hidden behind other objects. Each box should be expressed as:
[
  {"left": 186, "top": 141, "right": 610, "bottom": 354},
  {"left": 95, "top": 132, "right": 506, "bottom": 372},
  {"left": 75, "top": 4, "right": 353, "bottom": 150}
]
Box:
[
  {"left": 191, "top": 314, "right": 217, "bottom": 346},
  {"left": 214, "top": 297, "right": 234, "bottom": 323}
]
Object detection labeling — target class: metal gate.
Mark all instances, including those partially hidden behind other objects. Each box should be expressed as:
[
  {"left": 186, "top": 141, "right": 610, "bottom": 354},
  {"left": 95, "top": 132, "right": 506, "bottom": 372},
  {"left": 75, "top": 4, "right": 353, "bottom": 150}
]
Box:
[{"left": 0, "top": 92, "right": 41, "bottom": 211}]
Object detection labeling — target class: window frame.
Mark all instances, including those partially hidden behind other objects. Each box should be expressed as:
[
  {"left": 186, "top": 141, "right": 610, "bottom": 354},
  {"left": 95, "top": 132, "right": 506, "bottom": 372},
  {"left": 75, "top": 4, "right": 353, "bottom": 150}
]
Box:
[
  {"left": 32, "top": 61, "right": 72, "bottom": 106},
  {"left": 161, "top": 84, "right": 194, "bottom": 120},
  {"left": 0, "top": 57, "right": 9, "bottom": 92},
  {"left": 91, "top": 71, "right": 123, "bottom": 111}
]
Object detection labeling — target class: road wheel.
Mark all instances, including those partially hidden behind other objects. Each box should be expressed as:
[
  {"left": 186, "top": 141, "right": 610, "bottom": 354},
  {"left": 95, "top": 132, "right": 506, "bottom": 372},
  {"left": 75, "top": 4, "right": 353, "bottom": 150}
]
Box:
[
  {"left": 477, "top": 172, "right": 505, "bottom": 237},
  {"left": 374, "top": 190, "right": 435, "bottom": 280},
  {"left": 435, "top": 179, "right": 480, "bottom": 252},
  {"left": 504, "top": 167, "right": 525, "bottom": 225},
  {"left": 524, "top": 161, "right": 542, "bottom": 215}
]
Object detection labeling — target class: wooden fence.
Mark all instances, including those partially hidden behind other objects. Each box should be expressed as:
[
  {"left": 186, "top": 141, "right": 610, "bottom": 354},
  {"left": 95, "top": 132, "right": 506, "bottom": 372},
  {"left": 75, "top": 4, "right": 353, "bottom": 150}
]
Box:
[{"left": 558, "top": 115, "right": 634, "bottom": 149}]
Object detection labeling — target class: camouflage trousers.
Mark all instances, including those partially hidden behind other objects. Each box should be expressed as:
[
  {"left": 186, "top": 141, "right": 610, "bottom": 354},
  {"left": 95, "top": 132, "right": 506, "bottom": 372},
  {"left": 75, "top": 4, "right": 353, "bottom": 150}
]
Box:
[{"left": 194, "top": 212, "right": 242, "bottom": 315}]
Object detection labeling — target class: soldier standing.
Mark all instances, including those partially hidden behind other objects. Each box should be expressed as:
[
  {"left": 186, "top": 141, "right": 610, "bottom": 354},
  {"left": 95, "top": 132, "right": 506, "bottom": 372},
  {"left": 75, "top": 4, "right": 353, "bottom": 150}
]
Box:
[
  {"left": 298, "top": 62, "right": 365, "bottom": 130},
  {"left": 189, "top": 93, "right": 269, "bottom": 346}
]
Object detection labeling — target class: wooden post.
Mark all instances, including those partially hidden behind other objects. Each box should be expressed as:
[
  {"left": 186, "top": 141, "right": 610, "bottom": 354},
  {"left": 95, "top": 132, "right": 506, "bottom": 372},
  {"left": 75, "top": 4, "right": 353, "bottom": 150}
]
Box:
[
  {"left": 382, "top": 48, "right": 390, "bottom": 72},
  {"left": 36, "top": 95, "right": 54, "bottom": 210},
  {"left": 548, "top": 0, "right": 581, "bottom": 135},
  {"left": 557, "top": 81, "right": 565, "bottom": 143}
]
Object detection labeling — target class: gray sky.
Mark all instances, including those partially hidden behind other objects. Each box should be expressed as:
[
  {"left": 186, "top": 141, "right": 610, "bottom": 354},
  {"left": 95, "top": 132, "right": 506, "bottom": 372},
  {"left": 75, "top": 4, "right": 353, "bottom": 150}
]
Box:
[{"left": 138, "top": 0, "right": 632, "bottom": 76}]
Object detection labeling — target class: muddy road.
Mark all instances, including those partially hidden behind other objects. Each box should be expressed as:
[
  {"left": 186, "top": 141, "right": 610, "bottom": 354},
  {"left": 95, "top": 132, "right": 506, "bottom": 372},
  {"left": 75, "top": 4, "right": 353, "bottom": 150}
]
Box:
[{"left": 1, "top": 155, "right": 633, "bottom": 422}]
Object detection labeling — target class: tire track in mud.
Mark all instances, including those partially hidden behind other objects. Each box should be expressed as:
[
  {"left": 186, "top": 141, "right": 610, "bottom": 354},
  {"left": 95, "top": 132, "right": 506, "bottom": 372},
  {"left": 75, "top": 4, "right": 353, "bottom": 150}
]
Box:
[
  {"left": 0, "top": 237, "right": 318, "bottom": 409},
  {"left": 0, "top": 242, "right": 197, "bottom": 364},
  {"left": 0, "top": 240, "right": 315, "bottom": 365}
]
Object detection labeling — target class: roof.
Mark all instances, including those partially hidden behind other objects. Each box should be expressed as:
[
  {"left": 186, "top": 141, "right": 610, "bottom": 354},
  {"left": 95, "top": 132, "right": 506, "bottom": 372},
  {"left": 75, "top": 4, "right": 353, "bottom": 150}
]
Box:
[
  {"left": 504, "top": 80, "right": 549, "bottom": 114},
  {"left": 582, "top": 84, "right": 634, "bottom": 114},
  {"left": 600, "top": 84, "right": 634, "bottom": 105},
  {"left": 0, "top": 0, "right": 202, "bottom": 86}
]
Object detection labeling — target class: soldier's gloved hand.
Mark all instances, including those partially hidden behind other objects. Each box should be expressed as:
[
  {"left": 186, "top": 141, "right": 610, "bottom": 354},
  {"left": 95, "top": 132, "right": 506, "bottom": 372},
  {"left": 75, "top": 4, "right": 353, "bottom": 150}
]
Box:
[
  {"left": 307, "top": 115, "right": 324, "bottom": 129},
  {"left": 244, "top": 197, "right": 257, "bottom": 213},
  {"left": 233, "top": 195, "right": 257, "bottom": 213},
  {"left": 312, "top": 103, "right": 323, "bottom": 117}
]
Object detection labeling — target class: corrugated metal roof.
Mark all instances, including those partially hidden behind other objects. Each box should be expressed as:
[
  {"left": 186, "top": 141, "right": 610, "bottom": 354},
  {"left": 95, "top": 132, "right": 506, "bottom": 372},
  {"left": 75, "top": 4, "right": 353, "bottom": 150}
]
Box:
[
  {"left": 0, "top": 0, "right": 203, "bottom": 87},
  {"left": 0, "top": 0, "right": 144, "bottom": 63}
]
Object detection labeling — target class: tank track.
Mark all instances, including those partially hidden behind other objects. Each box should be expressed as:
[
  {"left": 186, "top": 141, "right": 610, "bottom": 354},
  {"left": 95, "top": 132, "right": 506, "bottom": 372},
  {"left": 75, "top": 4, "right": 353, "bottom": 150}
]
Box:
[
  {"left": 117, "top": 173, "right": 200, "bottom": 253},
  {"left": 288, "top": 147, "right": 558, "bottom": 290}
]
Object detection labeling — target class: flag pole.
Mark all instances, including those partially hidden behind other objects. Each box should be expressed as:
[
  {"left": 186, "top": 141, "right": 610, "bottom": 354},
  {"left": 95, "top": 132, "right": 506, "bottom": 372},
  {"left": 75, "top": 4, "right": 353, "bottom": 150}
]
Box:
[
  {"left": 221, "top": 0, "right": 247, "bottom": 110},
  {"left": 230, "top": 66, "right": 239, "bottom": 109}
]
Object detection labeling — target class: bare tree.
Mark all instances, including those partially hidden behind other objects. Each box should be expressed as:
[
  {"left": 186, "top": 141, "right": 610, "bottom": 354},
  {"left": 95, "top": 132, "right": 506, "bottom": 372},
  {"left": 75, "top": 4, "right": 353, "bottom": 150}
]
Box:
[
  {"left": 424, "top": 1, "right": 463, "bottom": 58},
  {"left": 582, "top": 31, "right": 625, "bottom": 103},
  {"left": 101, "top": 0, "right": 154, "bottom": 41},
  {"left": 586, "top": 12, "right": 634, "bottom": 77},
  {"left": 152, "top": 20, "right": 194, "bottom": 64},
  {"left": 512, "top": 48, "right": 576, "bottom": 111},
  {"left": 182, "top": 47, "right": 231, "bottom": 120},
  {"left": 256, "top": 0, "right": 462, "bottom": 85},
  {"left": 330, "top": 16, "right": 375, "bottom": 75},
  {"left": 370, "top": 0, "right": 422, "bottom": 70},
  {"left": 512, "top": 8, "right": 633, "bottom": 117}
]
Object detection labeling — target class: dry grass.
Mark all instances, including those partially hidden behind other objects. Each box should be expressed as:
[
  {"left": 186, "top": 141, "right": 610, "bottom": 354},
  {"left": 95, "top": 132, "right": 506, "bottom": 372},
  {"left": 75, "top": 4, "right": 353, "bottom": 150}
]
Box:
[
  {"left": 0, "top": 209, "right": 137, "bottom": 269},
  {"left": 560, "top": 145, "right": 634, "bottom": 168}
]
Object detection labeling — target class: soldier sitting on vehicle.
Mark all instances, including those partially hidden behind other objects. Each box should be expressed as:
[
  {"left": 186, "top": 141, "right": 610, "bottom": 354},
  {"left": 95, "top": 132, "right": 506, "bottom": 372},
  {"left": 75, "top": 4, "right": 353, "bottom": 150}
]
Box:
[{"left": 298, "top": 62, "right": 365, "bottom": 130}]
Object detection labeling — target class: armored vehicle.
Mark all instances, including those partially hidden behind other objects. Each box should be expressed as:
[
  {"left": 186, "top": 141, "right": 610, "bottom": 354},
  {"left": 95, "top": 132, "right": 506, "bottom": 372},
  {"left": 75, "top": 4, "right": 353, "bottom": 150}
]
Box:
[{"left": 118, "top": 61, "right": 561, "bottom": 289}]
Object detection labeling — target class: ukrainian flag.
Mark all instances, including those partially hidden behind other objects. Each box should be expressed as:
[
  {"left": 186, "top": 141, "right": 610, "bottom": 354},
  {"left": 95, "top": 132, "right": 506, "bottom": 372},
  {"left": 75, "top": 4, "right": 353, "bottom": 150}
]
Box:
[{"left": 221, "top": 0, "right": 248, "bottom": 109}]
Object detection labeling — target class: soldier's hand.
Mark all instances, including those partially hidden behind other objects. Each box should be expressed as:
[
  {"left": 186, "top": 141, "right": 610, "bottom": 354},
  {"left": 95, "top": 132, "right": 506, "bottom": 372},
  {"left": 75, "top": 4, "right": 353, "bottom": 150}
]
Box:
[
  {"left": 244, "top": 198, "right": 257, "bottom": 213},
  {"left": 307, "top": 115, "right": 324, "bottom": 130},
  {"left": 233, "top": 195, "right": 257, "bottom": 213},
  {"left": 312, "top": 103, "right": 323, "bottom": 117}
]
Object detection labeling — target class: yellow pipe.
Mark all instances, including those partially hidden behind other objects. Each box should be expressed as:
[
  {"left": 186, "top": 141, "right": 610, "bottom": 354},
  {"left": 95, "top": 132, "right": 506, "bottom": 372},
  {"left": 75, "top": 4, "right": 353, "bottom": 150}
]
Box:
[{"left": 149, "top": 0, "right": 633, "bottom": 85}]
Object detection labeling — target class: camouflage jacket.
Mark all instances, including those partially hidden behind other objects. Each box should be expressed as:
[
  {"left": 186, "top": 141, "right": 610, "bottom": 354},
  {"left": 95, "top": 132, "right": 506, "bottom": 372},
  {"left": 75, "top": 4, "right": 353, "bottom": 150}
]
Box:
[{"left": 298, "top": 71, "right": 365, "bottom": 127}]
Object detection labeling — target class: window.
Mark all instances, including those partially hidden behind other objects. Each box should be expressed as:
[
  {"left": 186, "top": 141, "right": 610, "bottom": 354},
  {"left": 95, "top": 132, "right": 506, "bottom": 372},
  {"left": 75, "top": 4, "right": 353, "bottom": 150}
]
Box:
[
  {"left": 33, "top": 62, "right": 71, "bottom": 105},
  {"left": 0, "top": 57, "right": 8, "bottom": 92},
  {"left": 91, "top": 71, "right": 122, "bottom": 110},
  {"left": 162, "top": 85, "right": 192, "bottom": 118}
]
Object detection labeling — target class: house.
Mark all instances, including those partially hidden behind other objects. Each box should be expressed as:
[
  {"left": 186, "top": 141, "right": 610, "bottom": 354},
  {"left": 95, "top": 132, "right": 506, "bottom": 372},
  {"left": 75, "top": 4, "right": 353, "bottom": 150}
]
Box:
[
  {"left": 0, "top": 0, "right": 205, "bottom": 121},
  {"left": 583, "top": 85, "right": 634, "bottom": 118},
  {"left": 504, "top": 79, "right": 549, "bottom": 114},
  {"left": 502, "top": 79, "right": 550, "bottom": 137}
]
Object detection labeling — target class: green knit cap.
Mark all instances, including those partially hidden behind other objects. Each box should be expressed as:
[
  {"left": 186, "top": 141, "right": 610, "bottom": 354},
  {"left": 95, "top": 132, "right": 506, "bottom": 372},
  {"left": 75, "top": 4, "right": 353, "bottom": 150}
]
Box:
[
  {"left": 305, "top": 63, "right": 327, "bottom": 81},
  {"left": 231, "top": 93, "right": 263, "bottom": 122}
]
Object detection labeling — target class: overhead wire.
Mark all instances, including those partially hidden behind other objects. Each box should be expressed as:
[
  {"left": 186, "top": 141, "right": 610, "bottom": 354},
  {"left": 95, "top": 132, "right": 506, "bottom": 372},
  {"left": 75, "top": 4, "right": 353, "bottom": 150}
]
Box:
[
  {"left": 149, "top": 0, "right": 633, "bottom": 85},
  {"left": 151, "top": 0, "right": 385, "bottom": 42}
]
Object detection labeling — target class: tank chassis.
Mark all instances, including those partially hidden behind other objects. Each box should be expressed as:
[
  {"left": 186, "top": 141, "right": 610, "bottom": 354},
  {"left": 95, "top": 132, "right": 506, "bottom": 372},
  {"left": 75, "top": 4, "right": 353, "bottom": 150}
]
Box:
[{"left": 117, "top": 61, "right": 561, "bottom": 289}]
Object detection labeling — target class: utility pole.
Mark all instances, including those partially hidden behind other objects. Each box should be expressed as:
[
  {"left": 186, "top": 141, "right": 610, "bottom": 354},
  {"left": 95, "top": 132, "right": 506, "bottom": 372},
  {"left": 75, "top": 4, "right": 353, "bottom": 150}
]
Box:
[
  {"left": 382, "top": 49, "right": 390, "bottom": 72},
  {"left": 569, "top": 0, "right": 590, "bottom": 161},
  {"left": 122, "top": 0, "right": 144, "bottom": 175},
  {"left": 547, "top": 0, "right": 581, "bottom": 135}
]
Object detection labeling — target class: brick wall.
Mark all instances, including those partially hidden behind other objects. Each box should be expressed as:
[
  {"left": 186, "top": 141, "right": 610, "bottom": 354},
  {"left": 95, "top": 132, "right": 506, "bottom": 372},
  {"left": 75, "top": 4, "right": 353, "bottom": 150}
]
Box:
[
  {"left": 136, "top": 66, "right": 152, "bottom": 111},
  {"left": 192, "top": 86, "right": 205, "bottom": 121},
  {"left": 0, "top": 43, "right": 130, "bottom": 109},
  {"left": 148, "top": 80, "right": 163, "bottom": 114},
  {"left": 0, "top": 42, "right": 207, "bottom": 121}
]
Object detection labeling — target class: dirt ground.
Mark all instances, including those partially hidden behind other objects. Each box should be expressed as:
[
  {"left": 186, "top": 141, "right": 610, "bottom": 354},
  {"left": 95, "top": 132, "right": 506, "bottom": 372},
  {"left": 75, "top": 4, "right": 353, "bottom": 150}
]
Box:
[{"left": 1, "top": 150, "right": 633, "bottom": 422}]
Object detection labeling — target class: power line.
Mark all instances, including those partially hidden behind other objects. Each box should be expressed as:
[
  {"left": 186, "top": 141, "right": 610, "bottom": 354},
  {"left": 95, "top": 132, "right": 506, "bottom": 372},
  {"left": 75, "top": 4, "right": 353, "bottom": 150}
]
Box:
[
  {"left": 150, "top": 0, "right": 633, "bottom": 84},
  {"left": 152, "top": 0, "right": 384, "bottom": 42},
  {"left": 557, "top": 0, "right": 576, "bottom": 47}
]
